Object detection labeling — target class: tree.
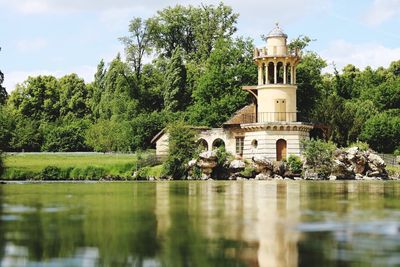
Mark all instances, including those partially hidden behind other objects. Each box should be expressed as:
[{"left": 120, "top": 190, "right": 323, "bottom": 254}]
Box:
[
  {"left": 296, "top": 52, "right": 327, "bottom": 121},
  {"left": 58, "top": 74, "right": 90, "bottom": 119},
  {"left": 0, "top": 47, "right": 7, "bottom": 105},
  {"left": 149, "top": 3, "right": 238, "bottom": 60},
  {"left": 360, "top": 110, "right": 400, "bottom": 153},
  {"left": 163, "top": 47, "right": 188, "bottom": 112},
  {"left": 188, "top": 38, "right": 256, "bottom": 127},
  {"left": 0, "top": 106, "right": 13, "bottom": 151},
  {"left": 85, "top": 120, "right": 132, "bottom": 152},
  {"left": 302, "top": 139, "right": 337, "bottom": 178},
  {"left": 163, "top": 121, "right": 197, "bottom": 179},
  {"left": 8, "top": 75, "right": 60, "bottom": 121},
  {"left": 42, "top": 119, "right": 91, "bottom": 152},
  {"left": 120, "top": 18, "right": 155, "bottom": 81},
  {"left": 89, "top": 59, "right": 107, "bottom": 119},
  {"left": 98, "top": 55, "right": 139, "bottom": 121},
  {"left": 11, "top": 115, "right": 43, "bottom": 152}
]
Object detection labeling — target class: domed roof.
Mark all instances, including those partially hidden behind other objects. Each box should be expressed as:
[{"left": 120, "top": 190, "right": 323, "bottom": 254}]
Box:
[{"left": 267, "top": 23, "right": 287, "bottom": 38}]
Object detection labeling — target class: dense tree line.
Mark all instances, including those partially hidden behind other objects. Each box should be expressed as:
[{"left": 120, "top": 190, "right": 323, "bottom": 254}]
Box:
[{"left": 0, "top": 3, "right": 399, "bottom": 154}]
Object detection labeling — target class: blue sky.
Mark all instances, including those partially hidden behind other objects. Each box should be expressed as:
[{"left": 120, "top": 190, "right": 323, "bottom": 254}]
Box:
[{"left": 1, "top": 0, "right": 400, "bottom": 92}]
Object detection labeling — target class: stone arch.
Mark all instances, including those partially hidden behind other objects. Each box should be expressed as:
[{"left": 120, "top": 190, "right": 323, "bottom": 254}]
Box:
[
  {"left": 251, "top": 139, "right": 258, "bottom": 149},
  {"left": 277, "top": 62, "right": 284, "bottom": 84},
  {"left": 262, "top": 62, "right": 267, "bottom": 84},
  {"left": 279, "top": 126, "right": 284, "bottom": 131},
  {"left": 268, "top": 62, "right": 274, "bottom": 84},
  {"left": 273, "top": 126, "right": 278, "bottom": 131},
  {"left": 293, "top": 126, "right": 298, "bottom": 131},
  {"left": 286, "top": 63, "right": 292, "bottom": 84},
  {"left": 276, "top": 139, "right": 287, "bottom": 161},
  {"left": 197, "top": 138, "right": 208, "bottom": 152},
  {"left": 286, "top": 126, "right": 291, "bottom": 131},
  {"left": 212, "top": 138, "right": 225, "bottom": 150}
]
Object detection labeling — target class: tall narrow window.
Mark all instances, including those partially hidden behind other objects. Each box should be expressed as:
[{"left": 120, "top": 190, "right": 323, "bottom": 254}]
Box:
[{"left": 236, "top": 137, "right": 244, "bottom": 155}]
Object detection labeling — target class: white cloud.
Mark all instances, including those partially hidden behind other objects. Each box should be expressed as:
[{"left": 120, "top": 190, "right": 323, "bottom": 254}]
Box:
[
  {"left": 16, "top": 38, "right": 48, "bottom": 53},
  {"left": 364, "top": 0, "right": 400, "bottom": 26},
  {"left": 3, "top": 65, "right": 96, "bottom": 93},
  {"left": 320, "top": 39, "right": 400, "bottom": 72}
]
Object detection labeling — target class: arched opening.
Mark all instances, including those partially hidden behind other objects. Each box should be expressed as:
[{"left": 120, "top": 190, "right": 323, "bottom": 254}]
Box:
[
  {"left": 212, "top": 138, "right": 225, "bottom": 150},
  {"left": 262, "top": 63, "right": 266, "bottom": 84},
  {"left": 286, "top": 63, "right": 291, "bottom": 84},
  {"left": 277, "top": 62, "right": 284, "bottom": 84},
  {"left": 251, "top": 139, "right": 258, "bottom": 149},
  {"left": 276, "top": 139, "right": 287, "bottom": 161},
  {"left": 197, "top": 138, "right": 208, "bottom": 152},
  {"left": 268, "top": 62, "right": 274, "bottom": 84}
]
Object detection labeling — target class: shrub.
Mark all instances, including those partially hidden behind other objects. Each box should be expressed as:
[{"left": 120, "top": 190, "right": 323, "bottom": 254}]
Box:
[
  {"left": 0, "top": 151, "right": 3, "bottom": 177},
  {"left": 40, "top": 166, "right": 63, "bottom": 180},
  {"left": 348, "top": 141, "right": 370, "bottom": 151},
  {"left": 240, "top": 166, "right": 256, "bottom": 178},
  {"left": 83, "top": 166, "right": 106, "bottom": 180},
  {"left": 302, "top": 139, "right": 337, "bottom": 178},
  {"left": 134, "top": 167, "right": 150, "bottom": 180},
  {"left": 212, "top": 146, "right": 233, "bottom": 179},
  {"left": 3, "top": 169, "right": 36, "bottom": 180},
  {"left": 163, "top": 121, "right": 197, "bottom": 179},
  {"left": 287, "top": 154, "right": 302, "bottom": 174}
]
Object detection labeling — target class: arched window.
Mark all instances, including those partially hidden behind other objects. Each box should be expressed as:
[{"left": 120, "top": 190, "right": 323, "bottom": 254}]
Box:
[
  {"left": 277, "top": 62, "right": 284, "bottom": 84},
  {"left": 251, "top": 139, "right": 258, "bottom": 149},
  {"left": 286, "top": 63, "right": 291, "bottom": 84},
  {"left": 212, "top": 138, "right": 225, "bottom": 150},
  {"left": 197, "top": 139, "right": 208, "bottom": 152},
  {"left": 268, "top": 62, "right": 274, "bottom": 84}
]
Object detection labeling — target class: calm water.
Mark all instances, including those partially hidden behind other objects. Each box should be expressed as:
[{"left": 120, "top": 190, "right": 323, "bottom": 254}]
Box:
[{"left": 1, "top": 181, "right": 400, "bottom": 267}]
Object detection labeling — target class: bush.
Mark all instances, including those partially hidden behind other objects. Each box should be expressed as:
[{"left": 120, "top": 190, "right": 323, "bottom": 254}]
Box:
[
  {"left": 134, "top": 167, "right": 150, "bottom": 180},
  {"left": 212, "top": 146, "right": 233, "bottom": 179},
  {"left": 40, "top": 166, "right": 63, "bottom": 180},
  {"left": 302, "top": 139, "right": 337, "bottom": 178},
  {"left": 240, "top": 166, "right": 256, "bottom": 178},
  {"left": 348, "top": 141, "right": 370, "bottom": 151},
  {"left": 0, "top": 151, "right": 4, "bottom": 177},
  {"left": 3, "top": 169, "right": 36, "bottom": 180},
  {"left": 360, "top": 110, "right": 400, "bottom": 153},
  {"left": 163, "top": 121, "right": 197, "bottom": 179},
  {"left": 287, "top": 154, "right": 302, "bottom": 174}
]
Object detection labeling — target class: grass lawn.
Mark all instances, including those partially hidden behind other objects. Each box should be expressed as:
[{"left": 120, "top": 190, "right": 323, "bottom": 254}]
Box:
[
  {"left": 2, "top": 151, "right": 160, "bottom": 180},
  {"left": 4, "top": 152, "right": 140, "bottom": 172}
]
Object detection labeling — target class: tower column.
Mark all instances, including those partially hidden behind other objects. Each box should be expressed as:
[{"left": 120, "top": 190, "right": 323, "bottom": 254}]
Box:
[
  {"left": 258, "top": 63, "right": 263, "bottom": 85},
  {"left": 291, "top": 65, "right": 294, "bottom": 85},
  {"left": 283, "top": 63, "right": 287, "bottom": 84},
  {"left": 274, "top": 62, "right": 277, "bottom": 84},
  {"left": 265, "top": 61, "right": 269, "bottom": 84},
  {"left": 293, "top": 67, "right": 297, "bottom": 84}
]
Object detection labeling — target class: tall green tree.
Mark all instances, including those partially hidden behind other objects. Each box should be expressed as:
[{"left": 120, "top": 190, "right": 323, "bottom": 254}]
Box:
[
  {"left": 0, "top": 47, "right": 7, "bottom": 105},
  {"left": 189, "top": 38, "right": 256, "bottom": 127},
  {"left": 163, "top": 47, "right": 188, "bottom": 112},
  {"left": 8, "top": 75, "right": 60, "bottom": 121},
  {"left": 58, "top": 74, "right": 90, "bottom": 119},
  {"left": 120, "top": 18, "right": 155, "bottom": 81}
]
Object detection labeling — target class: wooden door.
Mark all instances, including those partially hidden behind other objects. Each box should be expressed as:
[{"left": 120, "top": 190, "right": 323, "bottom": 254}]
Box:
[
  {"left": 274, "top": 99, "right": 286, "bottom": 121},
  {"left": 276, "top": 139, "right": 287, "bottom": 161}
]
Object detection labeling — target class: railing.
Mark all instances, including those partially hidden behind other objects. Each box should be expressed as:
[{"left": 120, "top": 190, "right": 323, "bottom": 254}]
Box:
[{"left": 242, "top": 112, "right": 298, "bottom": 123}]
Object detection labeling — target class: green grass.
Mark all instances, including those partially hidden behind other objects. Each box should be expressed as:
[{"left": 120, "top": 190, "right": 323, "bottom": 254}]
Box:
[
  {"left": 2, "top": 151, "right": 159, "bottom": 180},
  {"left": 387, "top": 165, "right": 400, "bottom": 177}
]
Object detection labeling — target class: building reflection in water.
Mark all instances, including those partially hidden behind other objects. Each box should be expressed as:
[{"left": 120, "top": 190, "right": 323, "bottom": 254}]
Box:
[{"left": 155, "top": 181, "right": 302, "bottom": 267}]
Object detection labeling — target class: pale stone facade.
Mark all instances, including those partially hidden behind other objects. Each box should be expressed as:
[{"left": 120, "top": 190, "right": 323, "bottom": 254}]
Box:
[{"left": 153, "top": 24, "right": 314, "bottom": 161}]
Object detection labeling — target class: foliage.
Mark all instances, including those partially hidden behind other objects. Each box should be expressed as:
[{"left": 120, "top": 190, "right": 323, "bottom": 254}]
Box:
[
  {"left": 39, "top": 166, "right": 63, "bottom": 180},
  {"left": 287, "top": 154, "right": 303, "bottom": 174},
  {"left": 212, "top": 146, "right": 233, "bottom": 179},
  {"left": 0, "top": 47, "right": 7, "bottom": 105},
  {"left": 302, "top": 139, "right": 337, "bottom": 178},
  {"left": 0, "top": 150, "right": 4, "bottom": 176},
  {"left": 85, "top": 119, "right": 132, "bottom": 152},
  {"left": 11, "top": 115, "right": 43, "bottom": 152},
  {"left": 163, "top": 121, "right": 197, "bottom": 179},
  {"left": 163, "top": 47, "right": 188, "bottom": 112},
  {"left": 42, "top": 119, "right": 91, "bottom": 152},
  {"left": 359, "top": 110, "right": 400, "bottom": 153},
  {"left": 188, "top": 38, "right": 256, "bottom": 127},
  {"left": 240, "top": 166, "right": 256, "bottom": 178},
  {"left": 348, "top": 141, "right": 370, "bottom": 151}
]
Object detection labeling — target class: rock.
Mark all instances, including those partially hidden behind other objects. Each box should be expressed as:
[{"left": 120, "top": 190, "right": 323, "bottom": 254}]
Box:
[
  {"left": 328, "top": 175, "right": 337, "bottom": 181},
  {"left": 148, "top": 177, "right": 155, "bottom": 181},
  {"left": 252, "top": 156, "right": 273, "bottom": 173},
  {"left": 355, "top": 173, "right": 363, "bottom": 180},
  {"left": 303, "top": 171, "right": 320, "bottom": 180},
  {"left": 197, "top": 151, "right": 218, "bottom": 178},
  {"left": 199, "top": 151, "right": 217, "bottom": 160},
  {"left": 229, "top": 159, "right": 246, "bottom": 170},
  {"left": 188, "top": 159, "right": 197, "bottom": 168},
  {"left": 274, "top": 174, "right": 283, "bottom": 180},
  {"left": 255, "top": 173, "right": 270, "bottom": 180},
  {"left": 273, "top": 161, "right": 287, "bottom": 176},
  {"left": 294, "top": 177, "right": 302, "bottom": 180}
]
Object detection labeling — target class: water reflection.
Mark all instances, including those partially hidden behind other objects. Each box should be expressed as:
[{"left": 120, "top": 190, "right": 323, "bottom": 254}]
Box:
[{"left": 1, "top": 181, "right": 400, "bottom": 266}]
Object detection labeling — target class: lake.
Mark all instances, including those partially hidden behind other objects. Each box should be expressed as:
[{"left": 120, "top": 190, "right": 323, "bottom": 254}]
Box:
[{"left": 1, "top": 181, "right": 400, "bottom": 267}]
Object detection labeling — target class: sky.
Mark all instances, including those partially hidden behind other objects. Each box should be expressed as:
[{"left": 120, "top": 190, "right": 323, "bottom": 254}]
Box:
[{"left": 1, "top": 0, "right": 400, "bottom": 92}]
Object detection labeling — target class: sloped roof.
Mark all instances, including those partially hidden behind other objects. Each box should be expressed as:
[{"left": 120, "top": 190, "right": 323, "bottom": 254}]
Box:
[{"left": 223, "top": 104, "right": 256, "bottom": 125}]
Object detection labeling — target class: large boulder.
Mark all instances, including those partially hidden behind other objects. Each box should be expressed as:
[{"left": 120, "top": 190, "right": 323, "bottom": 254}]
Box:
[
  {"left": 252, "top": 156, "right": 273, "bottom": 173},
  {"left": 197, "top": 151, "right": 218, "bottom": 180}
]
